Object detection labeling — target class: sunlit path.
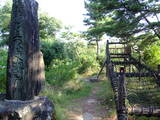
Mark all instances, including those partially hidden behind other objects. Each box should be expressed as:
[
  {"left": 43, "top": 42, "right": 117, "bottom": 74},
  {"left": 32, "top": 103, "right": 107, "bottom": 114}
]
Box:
[{"left": 66, "top": 77, "right": 115, "bottom": 120}]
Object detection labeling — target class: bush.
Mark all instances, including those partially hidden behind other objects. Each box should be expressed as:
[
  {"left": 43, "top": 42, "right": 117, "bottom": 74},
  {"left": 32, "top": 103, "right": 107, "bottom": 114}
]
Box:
[
  {"left": 41, "top": 40, "right": 66, "bottom": 67},
  {"left": 143, "top": 43, "right": 160, "bottom": 70},
  {"left": 0, "top": 50, "right": 7, "bottom": 92},
  {"left": 46, "top": 59, "right": 79, "bottom": 86},
  {"left": 77, "top": 54, "right": 99, "bottom": 74}
]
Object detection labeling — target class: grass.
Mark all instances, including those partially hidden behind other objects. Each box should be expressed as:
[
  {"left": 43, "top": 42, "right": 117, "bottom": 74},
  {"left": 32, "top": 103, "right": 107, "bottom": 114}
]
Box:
[
  {"left": 129, "top": 116, "right": 159, "bottom": 120},
  {"left": 40, "top": 70, "right": 117, "bottom": 120},
  {"left": 91, "top": 73, "right": 116, "bottom": 117},
  {"left": 40, "top": 78, "right": 92, "bottom": 120},
  {"left": 42, "top": 70, "right": 160, "bottom": 120}
]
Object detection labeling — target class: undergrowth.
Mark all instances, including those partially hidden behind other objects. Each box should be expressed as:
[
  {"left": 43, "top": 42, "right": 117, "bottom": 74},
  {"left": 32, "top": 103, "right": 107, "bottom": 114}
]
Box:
[
  {"left": 91, "top": 74, "right": 116, "bottom": 118},
  {"left": 40, "top": 78, "right": 92, "bottom": 120},
  {"left": 129, "top": 115, "right": 159, "bottom": 120},
  {"left": 0, "top": 50, "right": 7, "bottom": 93}
]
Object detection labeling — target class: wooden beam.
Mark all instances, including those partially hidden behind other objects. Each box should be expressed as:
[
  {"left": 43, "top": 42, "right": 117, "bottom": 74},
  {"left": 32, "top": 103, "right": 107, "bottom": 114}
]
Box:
[
  {"left": 128, "top": 106, "right": 160, "bottom": 117},
  {"left": 111, "top": 61, "right": 138, "bottom": 65},
  {"left": 110, "top": 53, "right": 129, "bottom": 56},
  {"left": 115, "top": 72, "right": 155, "bottom": 77},
  {"left": 108, "top": 42, "right": 127, "bottom": 44},
  {"left": 110, "top": 56, "right": 130, "bottom": 58}
]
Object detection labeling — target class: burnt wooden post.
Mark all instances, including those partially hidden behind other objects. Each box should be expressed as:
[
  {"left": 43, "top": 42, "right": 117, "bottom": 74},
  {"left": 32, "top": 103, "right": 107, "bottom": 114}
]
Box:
[
  {"left": 124, "top": 46, "right": 131, "bottom": 56},
  {"left": 158, "top": 65, "right": 160, "bottom": 72},
  {"left": 106, "top": 40, "right": 110, "bottom": 77},
  {"left": 7, "top": 0, "right": 45, "bottom": 100},
  {"left": 117, "top": 67, "right": 128, "bottom": 120},
  {"left": 106, "top": 40, "right": 110, "bottom": 64}
]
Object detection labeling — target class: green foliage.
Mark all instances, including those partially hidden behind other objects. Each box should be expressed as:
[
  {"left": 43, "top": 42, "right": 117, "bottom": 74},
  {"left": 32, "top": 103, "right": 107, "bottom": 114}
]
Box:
[
  {"left": 46, "top": 59, "right": 79, "bottom": 86},
  {"left": 129, "top": 115, "right": 159, "bottom": 120},
  {"left": 0, "top": 1, "right": 63, "bottom": 47},
  {"left": 41, "top": 74, "right": 113, "bottom": 120},
  {"left": 59, "top": 26, "right": 81, "bottom": 41},
  {"left": 41, "top": 41, "right": 66, "bottom": 66},
  {"left": 0, "top": 50, "right": 7, "bottom": 92},
  {"left": 77, "top": 52, "right": 99, "bottom": 74},
  {"left": 41, "top": 81, "right": 92, "bottom": 120},
  {"left": 44, "top": 41, "right": 100, "bottom": 85},
  {"left": 143, "top": 43, "right": 160, "bottom": 69},
  {"left": 84, "top": 0, "right": 160, "bottom": 41},
  {"left": 72, "top": 42, "right": 100, "bottom": 73},
  {"left": 39, "top": 13, "right": 62, "bottom": 40},
  {"left": 0, "top": 0, "right": 12, "bottom": 47},
  {"left": 96, "top": 80, "right": 115, "bottom": 108}
]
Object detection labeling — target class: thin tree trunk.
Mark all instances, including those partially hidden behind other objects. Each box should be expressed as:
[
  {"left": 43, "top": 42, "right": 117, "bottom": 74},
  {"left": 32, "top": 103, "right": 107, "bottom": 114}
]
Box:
[{"left": 96, "top": 40, "right": 100, "bottom": 60}]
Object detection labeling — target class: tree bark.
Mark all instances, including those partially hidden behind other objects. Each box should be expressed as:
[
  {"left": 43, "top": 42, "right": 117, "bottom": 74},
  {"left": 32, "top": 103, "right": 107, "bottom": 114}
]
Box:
[{"left": 7, "top": 0, "right": 45, "bottom": 100}]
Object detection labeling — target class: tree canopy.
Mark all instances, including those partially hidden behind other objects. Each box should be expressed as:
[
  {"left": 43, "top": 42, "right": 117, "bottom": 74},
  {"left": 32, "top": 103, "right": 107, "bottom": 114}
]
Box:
[
  {"left": 0, "top": 1, "right": 12, "bottom": 46},
  {"left": 39, "top": 12, "right": 62, "bottom": 40},
  {"left": 0, "top": 1, "right": 62, "bottom": 47},
  {"left": 84, "top": 0, "right": 160, "bottom": 43}
]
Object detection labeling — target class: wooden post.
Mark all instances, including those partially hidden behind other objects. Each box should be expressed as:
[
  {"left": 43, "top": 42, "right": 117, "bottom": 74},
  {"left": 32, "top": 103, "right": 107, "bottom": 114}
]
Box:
[
  {"left": 117, "top": 67, "right": 128, "bottom": 120},
  {"left": 158, "top": 65, "right": 160, "bottom": 71},
  {"left": 106, "top": 40, "right": 110, "bottom": 64},
  {"left": 124, "top": 46, "right": 131, "bottom": 55},
  {"left": 106, "top": 40, "right": 110, "bottom": 76}
]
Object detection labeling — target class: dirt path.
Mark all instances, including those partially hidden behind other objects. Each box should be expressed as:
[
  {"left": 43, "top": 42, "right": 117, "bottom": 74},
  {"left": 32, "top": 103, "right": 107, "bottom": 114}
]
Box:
[{"left": 66, "top": 78, "right": 115, "bottom": 120}]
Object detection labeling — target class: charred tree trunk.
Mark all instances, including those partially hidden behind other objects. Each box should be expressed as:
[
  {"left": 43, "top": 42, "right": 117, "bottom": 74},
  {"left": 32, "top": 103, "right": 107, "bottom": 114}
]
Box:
[{"left": 7, "top": 0, "right": 45, "bottom": 100}]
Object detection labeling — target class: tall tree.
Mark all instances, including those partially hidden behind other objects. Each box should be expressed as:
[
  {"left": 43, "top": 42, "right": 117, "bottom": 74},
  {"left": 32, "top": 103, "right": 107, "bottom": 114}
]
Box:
[
  {"left": 84, "top": 0, "right": 160, "bottom": 42},
  {"left": 39, "top": 12, "right": 62, "bottom": 40},
  {"left": 84, "top": 31, "right": 103, "bottom": 59},
  {"left": 84, "top": 1, "right": 105, "bottom": 59}
]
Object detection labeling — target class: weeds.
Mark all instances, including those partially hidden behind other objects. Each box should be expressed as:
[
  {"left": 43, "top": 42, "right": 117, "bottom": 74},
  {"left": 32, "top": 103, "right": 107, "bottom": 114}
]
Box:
[{"left": 40, "top": 79, "right": 92, "bottom": 120}]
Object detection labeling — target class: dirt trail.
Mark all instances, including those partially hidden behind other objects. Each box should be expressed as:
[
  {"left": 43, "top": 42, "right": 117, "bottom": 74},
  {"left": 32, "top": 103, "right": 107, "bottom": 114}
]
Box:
[{"left": 66, "top": 78, "right": 116, "bottom": 120}]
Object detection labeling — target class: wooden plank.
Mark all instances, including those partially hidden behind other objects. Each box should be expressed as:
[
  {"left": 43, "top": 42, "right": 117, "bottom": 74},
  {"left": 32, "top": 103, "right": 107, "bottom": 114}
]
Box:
[
  {"left": 110, "top": 53, "right": 129, "bottom": 56},
  {"left": 128, "top": 106, "right": 160, "bottom": 117},
  {"left": 110, "top": 56, "right": 130, "bottom": 58},
  {"left": 109, "top": 48, "right": 124, "bottom": 49},
  {"left": 129, "top": 56, "right": 157, "bottom": 73},
  {"left": 115, "top": 72, "right": 155, "bottom": 77},
  {"left": 108, "top": 42, "right": 127, "bottom": 44},
  {"left": 111, "top": 61, "right": 138, "bottom": 65}
]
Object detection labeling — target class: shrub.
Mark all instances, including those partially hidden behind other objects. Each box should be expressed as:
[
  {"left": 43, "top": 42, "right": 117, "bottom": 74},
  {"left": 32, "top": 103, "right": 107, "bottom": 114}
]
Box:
[
  {"left": 0, "top": 50, "right": 7, "bottom": 92},
  {"left": 46, "top": 59, "right": 79, "bottom": 86},
  {"left": 143, "top": 43, "right": 160, "bottom": 70},
  {"left": 41, "top": 40, "right": 66, "bottom": 67},
  {"left": 77, "top": 54, "right": 99, "bottom": 74}
]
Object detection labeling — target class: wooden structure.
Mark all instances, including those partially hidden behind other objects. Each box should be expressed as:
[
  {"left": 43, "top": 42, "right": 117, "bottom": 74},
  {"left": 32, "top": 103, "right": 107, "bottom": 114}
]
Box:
[{"left": 106, "top": 40, "right": 160, "bottom": 119}]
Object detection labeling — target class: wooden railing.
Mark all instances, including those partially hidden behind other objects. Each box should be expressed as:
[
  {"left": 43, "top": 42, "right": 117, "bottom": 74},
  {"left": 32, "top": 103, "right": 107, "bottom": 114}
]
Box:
[{"left": 106, "top": 40, "right": 160, "bottom": 120}]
